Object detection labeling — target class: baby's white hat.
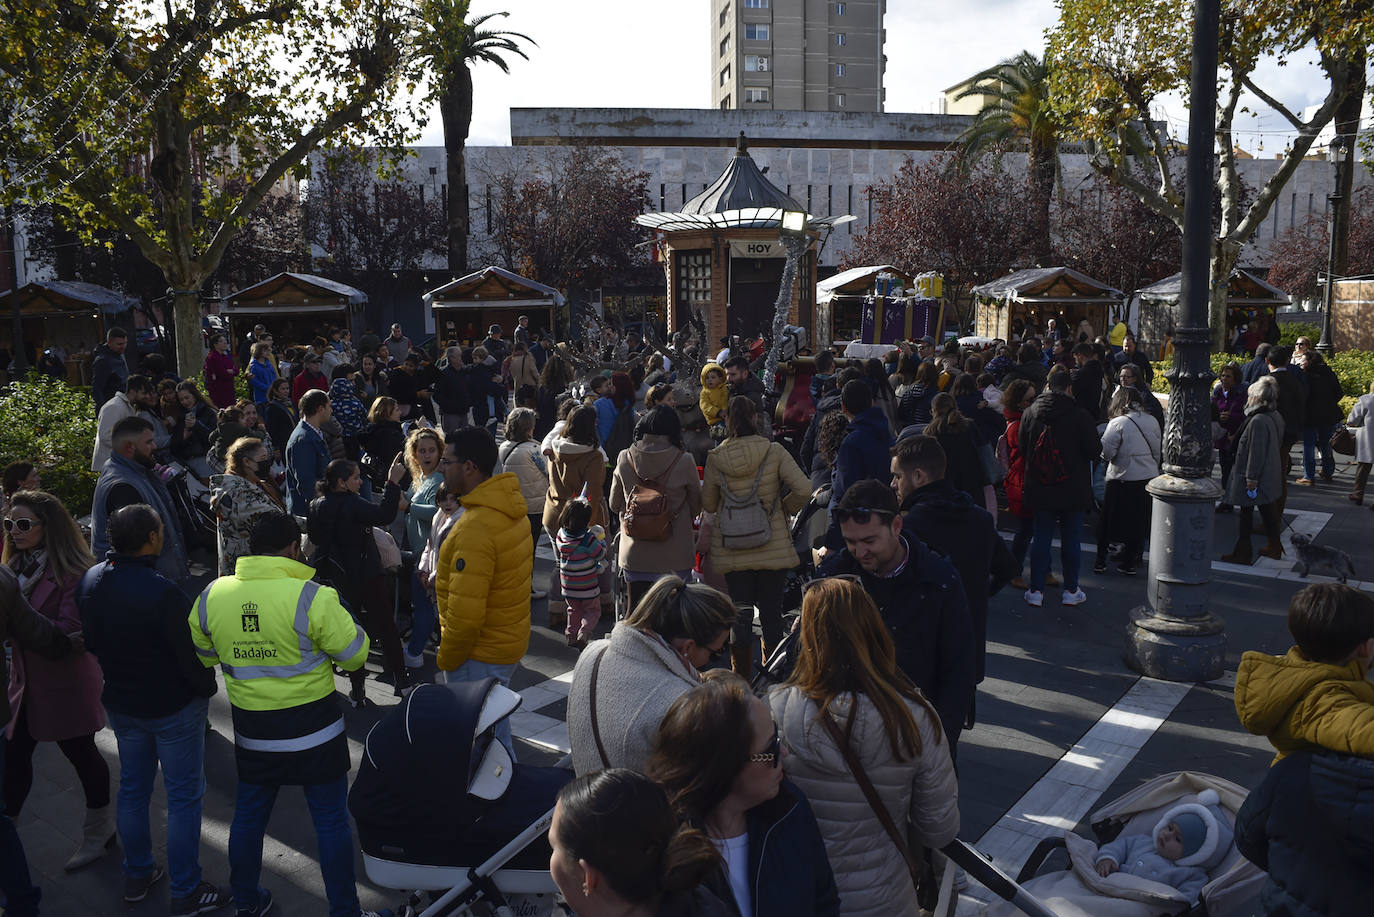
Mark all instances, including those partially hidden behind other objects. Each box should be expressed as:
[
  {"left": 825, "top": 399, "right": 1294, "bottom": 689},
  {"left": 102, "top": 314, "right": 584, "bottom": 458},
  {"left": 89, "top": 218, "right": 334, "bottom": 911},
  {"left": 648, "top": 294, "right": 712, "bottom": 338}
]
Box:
[{"left": 1153, "top": 789, "right": 1234, "bottom": 870}]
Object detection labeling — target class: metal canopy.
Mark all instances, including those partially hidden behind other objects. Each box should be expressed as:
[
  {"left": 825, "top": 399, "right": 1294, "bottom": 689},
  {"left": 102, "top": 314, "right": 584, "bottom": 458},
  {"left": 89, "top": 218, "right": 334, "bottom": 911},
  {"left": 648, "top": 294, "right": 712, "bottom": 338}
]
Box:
[
  {"left": 971, "top": 266, "right": 1124, "bottom": 305},
  {"left": 1136, "top": 268, "right": 1290, "bottom": 306}
]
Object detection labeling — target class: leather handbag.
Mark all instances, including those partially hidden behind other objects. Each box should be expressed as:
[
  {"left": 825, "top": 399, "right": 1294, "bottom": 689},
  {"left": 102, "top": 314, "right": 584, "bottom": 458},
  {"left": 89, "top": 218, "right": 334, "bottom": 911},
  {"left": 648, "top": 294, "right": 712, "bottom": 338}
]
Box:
[{"left": 1331, "top": 426, "right": 1356, "bottom": 456}]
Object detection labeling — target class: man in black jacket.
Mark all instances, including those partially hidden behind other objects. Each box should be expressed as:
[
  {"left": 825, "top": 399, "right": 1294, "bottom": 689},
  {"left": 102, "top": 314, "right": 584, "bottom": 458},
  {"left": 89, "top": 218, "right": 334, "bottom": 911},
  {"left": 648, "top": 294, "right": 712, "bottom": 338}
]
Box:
[
  {"left": 78, "top": 505, "right": 227, "bottom": 912},
  {"left": 1070, "top": 342, "right": 1107, "bottom": 423},
  {"left": 433, "top": 346, "right": 471, "bottom": 430},
  {"left": 819, "top": 480, "right": 975, "bottom": 754},
  {"left": 1018, "top": 367, "right": 1102, "bottom": 608},
  {"left": 1112, "top": 335, "right": 1153, "bottom": 387},
  {"left": 1266, "top": 344, "right": 1306, "bottom": 513},
  {"left": 1241, "top": 342, "right": 1272, "bottom": 387},
  {"left": 1000, "top": 341, "right": 1049, "bottom": 393},
  {"left": 0, "top": 562, "right": 77, "bottom": 915},
  {"left": 892, "top": 436, "right": 1017, "bottom": 706},
  {"left": 90, "top": 327, "right": 131, "bottom": 409}
]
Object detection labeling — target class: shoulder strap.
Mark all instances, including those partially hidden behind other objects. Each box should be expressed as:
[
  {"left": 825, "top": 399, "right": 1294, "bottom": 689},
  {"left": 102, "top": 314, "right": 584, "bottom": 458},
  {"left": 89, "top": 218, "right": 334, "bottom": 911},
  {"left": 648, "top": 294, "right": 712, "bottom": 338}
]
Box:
[
  {"left": 1125, "top": 414, "right": 1159, "bottom": 465},
  {"left": 588, "top": 646, "right": 612, "bottom": 770},
  {"left": 816, "top": 709, "right": 921, "bottom": 886}
]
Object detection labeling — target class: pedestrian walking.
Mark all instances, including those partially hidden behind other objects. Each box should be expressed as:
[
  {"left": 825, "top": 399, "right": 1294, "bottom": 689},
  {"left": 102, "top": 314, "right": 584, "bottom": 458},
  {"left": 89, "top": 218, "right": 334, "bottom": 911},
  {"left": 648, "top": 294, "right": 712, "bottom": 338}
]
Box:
[
  {"left": 247, "top": 343, "right": 277, "bottom": 406},
  {"left": 498, "top": 408, "right": 550, "bottom": 602},
  {"left": 921, "top": 392, "right": 991, "bottom": 510},
  {"left": 91, "top": 327, "right": 132, "bottom": 410},
  {"left": 1095, "top": 388, "right": 1160, "bottom": 576},
  {"left": 1265, "top": 345, "right": 1305, "bottom": 513},
  {"left": 702, "top": 397, "right": 811, "bottom": 679},
  {"left": 1214, "top": 363, "right": 1246, "bottom": 513},
  {"left": 1346, "top": 380, "right": 1374, "bottom": 505},
  {"left": 610, "top": 405, "right": 702, "bottom": 613},
  {"left": 401, "top": 427, "right": 446, "bottom": 668},
  {"left": 1220, "top": 376, "right": 1286, "bottom": 564},
  {"left": 1297, "top": 349, "right": 1342, "bottom": 485},
  {"left": 2, "top": 492, "right": 111, "bottom": 870},
  {"left": 203, "top": 334, "right": 239, "bottom": 409},
  {"left": 543, "top": 405, "right": 608, "bottom": 629},
  {"left": 769, "top": 577, "right": 959, "bottom": 917},
  {"left": 190, "top": 513, "right": 381, "bottom": 917},
  {"left": 78, "top": 505, "right": 228, "bottom": 913}
]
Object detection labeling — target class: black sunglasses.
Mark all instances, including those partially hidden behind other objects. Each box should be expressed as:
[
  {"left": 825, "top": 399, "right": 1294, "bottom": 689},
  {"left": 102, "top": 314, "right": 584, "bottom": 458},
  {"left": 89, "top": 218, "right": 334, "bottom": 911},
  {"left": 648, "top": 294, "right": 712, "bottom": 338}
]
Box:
[
  {"left": 748, "top": 722, "right": 781, "bottom": 769},
  {"left": 832, "top": 506, "right": 896, "bottom": 526},
  {"left": 2, "top": 518, "right": 38, "bottom": 534}
]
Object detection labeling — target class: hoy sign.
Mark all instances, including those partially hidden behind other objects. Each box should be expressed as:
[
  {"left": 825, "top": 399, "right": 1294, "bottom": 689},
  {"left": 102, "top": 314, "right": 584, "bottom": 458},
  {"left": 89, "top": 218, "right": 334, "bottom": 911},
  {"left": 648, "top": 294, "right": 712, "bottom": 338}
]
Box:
[{"left": 728, "top": 239, "right": 785, "bottom": 258}]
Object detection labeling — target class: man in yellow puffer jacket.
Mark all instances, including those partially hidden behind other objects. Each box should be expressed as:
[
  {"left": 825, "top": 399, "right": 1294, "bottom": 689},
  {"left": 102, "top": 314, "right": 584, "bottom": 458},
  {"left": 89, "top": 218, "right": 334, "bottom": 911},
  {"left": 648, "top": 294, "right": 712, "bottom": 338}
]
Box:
[
  {"left": 1234, "top": 583, "right": 1374, "bottom": 762},
  {"left": 436, "top": 427, "right": 532, "bottom": 752}
]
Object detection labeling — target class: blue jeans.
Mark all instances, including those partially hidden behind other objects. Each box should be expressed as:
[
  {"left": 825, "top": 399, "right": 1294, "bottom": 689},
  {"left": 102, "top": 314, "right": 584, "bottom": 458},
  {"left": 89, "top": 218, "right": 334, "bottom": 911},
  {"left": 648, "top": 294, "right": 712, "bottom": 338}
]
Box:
[
  {"left": 229, "top": 777, "right": 359, "bottom": 917},
  {"left": 445, "top": 660, "right": 517, "bottom": 759},
  {"left": 1031, "top": 510, "right": 1084, "bottom": 593},
  {"left": 1302, "top": 425, "right": 1337, "bottom": 479},
  {"left": 106, "top": 697, "right": 209, "bottom": 897},
  {"left": 0, "top": 738, "right": 40, "bottom": 916},
  {"left": 406, "top": 570, "right": 436, "bottom": 658}
]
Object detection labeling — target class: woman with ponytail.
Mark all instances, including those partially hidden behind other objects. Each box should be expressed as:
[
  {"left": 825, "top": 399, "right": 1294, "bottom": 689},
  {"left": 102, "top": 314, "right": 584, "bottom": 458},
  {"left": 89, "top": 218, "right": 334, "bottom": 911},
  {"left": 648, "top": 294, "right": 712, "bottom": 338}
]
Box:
[
  {"left": 550, "top": 768, "right": 732, "bottom": 917},
  {"left": 768, "top": 577, "right": 959, "bottom": 917}
]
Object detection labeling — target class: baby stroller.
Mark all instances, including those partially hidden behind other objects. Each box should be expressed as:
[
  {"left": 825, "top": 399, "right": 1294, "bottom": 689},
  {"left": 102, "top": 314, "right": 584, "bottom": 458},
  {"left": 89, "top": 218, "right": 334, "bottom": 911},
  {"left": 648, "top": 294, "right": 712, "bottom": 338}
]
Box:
[
  {"left": 349, "top": 678, "right": 573, "bottom": 917},
  {"left": 971, "top": 771, "right": 1264, "bottom": 917}
]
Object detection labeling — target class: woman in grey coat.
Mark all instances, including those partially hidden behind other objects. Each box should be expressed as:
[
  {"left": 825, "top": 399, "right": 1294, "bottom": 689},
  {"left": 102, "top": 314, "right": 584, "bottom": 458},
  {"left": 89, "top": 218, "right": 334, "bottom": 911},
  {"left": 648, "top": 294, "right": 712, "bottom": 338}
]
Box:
[
  {"left": 1221, "top": 376, "right": 1285, "bottom": 564},
  {"left": 1345, "top": 380, "right": 1374, "bottom": 505}
]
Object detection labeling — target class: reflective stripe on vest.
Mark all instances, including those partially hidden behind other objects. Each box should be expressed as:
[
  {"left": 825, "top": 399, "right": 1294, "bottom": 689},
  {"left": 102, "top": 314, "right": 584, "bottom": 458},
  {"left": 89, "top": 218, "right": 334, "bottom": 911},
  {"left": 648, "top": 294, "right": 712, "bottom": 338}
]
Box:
[
  {"left": 233, "top": 717, "right": 345, "bottom": 753},
  {"left": 199, "top": 580, "right": 329, "bottom": 680}
]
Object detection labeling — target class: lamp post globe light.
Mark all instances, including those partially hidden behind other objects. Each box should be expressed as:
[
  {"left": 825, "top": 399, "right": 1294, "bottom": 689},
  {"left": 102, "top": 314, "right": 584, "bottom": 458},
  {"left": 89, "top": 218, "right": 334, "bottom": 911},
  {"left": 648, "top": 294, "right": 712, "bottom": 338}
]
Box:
[
  {"left": 1317, "top": 134, "right": 1348, "bottom": 355},
  {"left": 1124, "top": 0, "right": 1226, "bottom": 682}
]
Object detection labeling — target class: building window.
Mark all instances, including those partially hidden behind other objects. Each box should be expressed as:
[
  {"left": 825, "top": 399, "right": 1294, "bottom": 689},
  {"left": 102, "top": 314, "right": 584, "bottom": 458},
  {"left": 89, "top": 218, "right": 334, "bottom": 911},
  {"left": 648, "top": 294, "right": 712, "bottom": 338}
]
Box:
[
  {"left": 676, "top": 251, "right": 713, "bottom": 328},
  {"left": 835, "top": 1, "right": 846, "bottom": 13},
  {"left": 720, "top": 64, "right": 731, "bottom": 86},
  {"left": 835, "top": 62, "right": 846, "bottom": 76},
  {"left": 720, "top": 95, "right": 731, "bottom": 109},
  {"left": 745, "top": 54, "right": 769, "bottom": 72},
  {"left": 834, "top": 93, "right": 846, "bottom": 108},
  {"left": 745, "top": 23, "right": 770, "bottom": 40},
  {"left": 745, "top": 87, "right": 770, "bottom": 103},
  {"left": 835, "top": 32, "right": 846, "bottom": 46},
  {"left": 744, "top": 0, "right": 769, "bottom": 7},
  {"left": 720, "top": 4, "right": 730, "bottom": 27},
  {"left": 720, "top": 35, "right": 731, "bottom": 57}
]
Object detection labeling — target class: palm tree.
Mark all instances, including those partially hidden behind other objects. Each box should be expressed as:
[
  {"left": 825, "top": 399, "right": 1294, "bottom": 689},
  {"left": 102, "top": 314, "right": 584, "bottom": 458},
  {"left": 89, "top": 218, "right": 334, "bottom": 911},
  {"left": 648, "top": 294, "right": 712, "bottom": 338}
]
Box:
[
  {"left": 955, "top": 51, "right": 1060, "bottom": 265},
  {"left": 414, "top": 1, "right": 534, "bottom": 274}
]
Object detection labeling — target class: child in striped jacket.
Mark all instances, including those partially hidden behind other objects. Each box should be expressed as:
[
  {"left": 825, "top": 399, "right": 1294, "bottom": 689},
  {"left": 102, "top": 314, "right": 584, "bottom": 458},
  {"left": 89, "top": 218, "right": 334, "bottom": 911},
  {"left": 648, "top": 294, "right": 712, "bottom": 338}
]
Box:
[{"left": 555, "top": 499, "right": 606, "bottom": 648}]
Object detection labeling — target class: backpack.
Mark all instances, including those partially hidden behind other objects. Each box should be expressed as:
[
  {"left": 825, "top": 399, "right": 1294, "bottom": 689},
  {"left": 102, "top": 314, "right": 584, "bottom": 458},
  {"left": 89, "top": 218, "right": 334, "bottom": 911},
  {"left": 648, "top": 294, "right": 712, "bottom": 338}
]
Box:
[
  {"left": 605, "top": 405, "right": 635, "bottom": 464},
  {"left": 623, "top": 451, "right": 677, "bottom": 542},
  {"left": 1031, "top": 424, "right": 1069, "bottom": 486},
  {"left": 716, "top": 460, "right": 775, "bottom": 550}
]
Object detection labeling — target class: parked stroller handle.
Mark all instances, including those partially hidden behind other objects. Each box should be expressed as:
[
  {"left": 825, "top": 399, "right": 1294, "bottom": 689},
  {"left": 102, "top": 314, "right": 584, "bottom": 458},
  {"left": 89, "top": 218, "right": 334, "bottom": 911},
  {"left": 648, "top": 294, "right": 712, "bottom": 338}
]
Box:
[{"left": 941, "top": 839, "right": 1060, "bottom": 917}]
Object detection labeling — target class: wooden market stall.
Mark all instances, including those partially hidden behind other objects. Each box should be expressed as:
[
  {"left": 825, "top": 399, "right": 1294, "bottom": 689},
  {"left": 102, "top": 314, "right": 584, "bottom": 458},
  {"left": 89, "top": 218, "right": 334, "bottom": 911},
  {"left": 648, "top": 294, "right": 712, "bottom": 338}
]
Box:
[
  {"left": 1137, "top": 269, "right": 1289, "bottom": 353},
  {"left": 423, "top": 266, "right": 564, "bottom": 345},
  {"left": 220, "top": 272, "right": 367, "bottom": 348},
  {"left": 0, "top": 280, "right": 138, "bottom": 385},
  {"left": 971, "top": 267, "right": 1123, "bottom": 344},
  {"left": 817, "top": 265, "right": 920, "bottom": 347}
]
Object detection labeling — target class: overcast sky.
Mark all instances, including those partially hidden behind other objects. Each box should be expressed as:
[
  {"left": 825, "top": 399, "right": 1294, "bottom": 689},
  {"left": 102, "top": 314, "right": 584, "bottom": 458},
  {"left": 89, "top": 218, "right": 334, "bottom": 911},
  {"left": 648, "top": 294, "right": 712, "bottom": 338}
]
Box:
[{"left": 414, "top": 0, "right": 1338, "bottom": 155}]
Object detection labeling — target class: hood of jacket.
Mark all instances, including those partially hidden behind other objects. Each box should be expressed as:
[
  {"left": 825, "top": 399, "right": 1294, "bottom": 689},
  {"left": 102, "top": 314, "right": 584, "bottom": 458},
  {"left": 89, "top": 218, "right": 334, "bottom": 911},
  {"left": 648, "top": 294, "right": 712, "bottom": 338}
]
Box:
[
  {"left": 627, "top": 434, "right": 687, "bottom": 479},
  {"left": 815, "top": 390, "right": 842, "bottom": 415},
  {"left": 329, "top": 378, "right": 359, "bottom": 402},
  {"left": 848, "top": 405, "right": 890, "bottom": 438},
  {"left": 1235, "top": 647, "right": 1374, "bottom": 751},
  {"left": 458, "top": 472, "right": 528, "bottom": 521},
  {"left": 711, "top": 435, "right": 772, "bottom": 478},
  {"left": 900, "top": 479, "right": 974, "bottom": 523},
  {"left": 551, "top": 435, "right": 600, "bottom": 457},
  {"left": 700, "top": 361, "right": 725, "bottom": 386}
]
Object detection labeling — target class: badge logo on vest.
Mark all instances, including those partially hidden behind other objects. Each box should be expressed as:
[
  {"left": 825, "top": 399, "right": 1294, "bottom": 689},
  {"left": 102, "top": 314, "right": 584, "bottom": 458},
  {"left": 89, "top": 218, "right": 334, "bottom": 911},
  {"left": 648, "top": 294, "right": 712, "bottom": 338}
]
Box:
[
  {"left": 241, "top": 601, "right": 260, "bottom": 632},
  {"left": 454, "top": 558, "right": 465, "bottom": 572}
]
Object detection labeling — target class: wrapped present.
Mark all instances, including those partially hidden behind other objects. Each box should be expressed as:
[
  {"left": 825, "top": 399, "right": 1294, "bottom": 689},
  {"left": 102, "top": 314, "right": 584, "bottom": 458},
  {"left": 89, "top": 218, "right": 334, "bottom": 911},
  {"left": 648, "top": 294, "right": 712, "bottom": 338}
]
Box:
[{"left": 860, "top": 296, "right": 944, "bottom": 344}]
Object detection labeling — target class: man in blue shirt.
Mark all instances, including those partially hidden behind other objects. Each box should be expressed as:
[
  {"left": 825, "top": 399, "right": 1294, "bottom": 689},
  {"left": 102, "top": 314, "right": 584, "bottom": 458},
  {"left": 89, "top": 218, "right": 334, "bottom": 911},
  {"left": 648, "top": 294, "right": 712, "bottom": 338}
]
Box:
[{"left": 285, "top": 389, "right": 331, "bottom": 516}]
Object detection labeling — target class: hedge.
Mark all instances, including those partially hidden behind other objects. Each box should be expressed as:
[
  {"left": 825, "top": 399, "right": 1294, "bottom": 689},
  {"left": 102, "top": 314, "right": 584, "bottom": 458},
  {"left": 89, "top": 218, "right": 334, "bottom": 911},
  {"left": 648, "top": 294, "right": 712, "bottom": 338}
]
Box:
[
  {"left": 1149, "top": 347, "right": 1374, "bottom": 417},
  {"left": 0, "top": 374, "right": 97, "bottom": 514}
]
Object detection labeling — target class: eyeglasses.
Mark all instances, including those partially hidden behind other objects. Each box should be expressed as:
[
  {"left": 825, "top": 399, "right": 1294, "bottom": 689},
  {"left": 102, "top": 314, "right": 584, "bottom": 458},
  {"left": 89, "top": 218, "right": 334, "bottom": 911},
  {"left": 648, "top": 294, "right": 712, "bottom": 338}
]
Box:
[
  {"left": 832, "top": 506, "right": 896, "bottom": 525},
  {"left": 800, "top": 573, "right": 863, "bottom": 596},
  {"left": 748, "top": 722, "right": 781, "bottom": 769},
  {"left": 3, "top": 518, "right": 39, "bottom": 533}
]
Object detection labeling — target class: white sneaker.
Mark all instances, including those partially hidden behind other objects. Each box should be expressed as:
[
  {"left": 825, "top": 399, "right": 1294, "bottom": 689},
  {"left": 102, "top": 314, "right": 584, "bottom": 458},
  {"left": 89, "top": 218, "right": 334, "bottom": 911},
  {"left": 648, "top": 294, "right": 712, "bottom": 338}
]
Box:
[
  {"left": 1062, "top": 588, "right": 1088, "bottom": 606},
  {"left": 531, "top": 587, "right": 548, "bottom": 600},
  {"left": 1023, "top": 589, "right": 1043, "bottom": 607},
  {"left": 402, "top": 649, "right": 424, "bottom": 669}
]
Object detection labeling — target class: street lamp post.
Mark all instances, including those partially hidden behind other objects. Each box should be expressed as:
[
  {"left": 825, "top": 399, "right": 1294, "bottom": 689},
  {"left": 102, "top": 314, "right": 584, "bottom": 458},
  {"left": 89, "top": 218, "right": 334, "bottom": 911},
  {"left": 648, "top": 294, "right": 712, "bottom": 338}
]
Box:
[
  {"left": 1316, "top": 136, "right": 1347, "bottom": 355},
  {"left": 763, "top": 209, "right": 809, "bottom": 393},
  {"left": 1125, "top": 0, "right": 1226, "bottom": 682}
]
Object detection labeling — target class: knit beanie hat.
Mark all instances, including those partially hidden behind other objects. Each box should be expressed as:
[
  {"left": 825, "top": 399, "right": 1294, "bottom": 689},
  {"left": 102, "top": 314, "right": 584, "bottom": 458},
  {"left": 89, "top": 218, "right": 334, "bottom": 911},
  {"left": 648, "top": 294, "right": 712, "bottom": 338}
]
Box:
[{"left": 1153, "top": 789, "right": 1234, "bottom": 869}]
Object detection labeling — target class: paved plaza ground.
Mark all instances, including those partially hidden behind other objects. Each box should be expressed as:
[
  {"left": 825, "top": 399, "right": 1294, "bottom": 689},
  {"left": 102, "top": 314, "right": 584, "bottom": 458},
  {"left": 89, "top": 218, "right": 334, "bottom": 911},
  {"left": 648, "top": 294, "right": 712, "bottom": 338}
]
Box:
[{"left": 19, "top": 445, "right": 1370, "bottom": 915}]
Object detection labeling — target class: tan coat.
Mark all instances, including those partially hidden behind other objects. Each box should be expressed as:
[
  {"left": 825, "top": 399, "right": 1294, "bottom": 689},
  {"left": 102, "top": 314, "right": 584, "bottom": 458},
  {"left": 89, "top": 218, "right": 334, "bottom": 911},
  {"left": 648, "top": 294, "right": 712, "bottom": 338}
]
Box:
[
  {"left": 609, "top": 435, "right": 702, "bottom": 575},
  {"left": 701, "top": 435, "right": 810, "bottom": 572},
  {"left": 509, "top": 352, "right": 540, "bottom": 390},
  {"left": 769, "top": 686, "right": 961, "bottom": 917},
  {"left": 542, "top": 438, "right": 607, "bottom": 533}
]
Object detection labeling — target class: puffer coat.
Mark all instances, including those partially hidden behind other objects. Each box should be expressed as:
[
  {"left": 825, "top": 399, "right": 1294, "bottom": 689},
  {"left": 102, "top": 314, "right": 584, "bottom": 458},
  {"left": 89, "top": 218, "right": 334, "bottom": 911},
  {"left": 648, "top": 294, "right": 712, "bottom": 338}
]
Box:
[
  {"left": 498, "top": 439, "right": 548, "bottom": 516},
  {"left": 701, "top": 435, "right": 811, "bottom": 573},
  {"left": 768, "top": 687, "right": 959, "bottom": 917}
]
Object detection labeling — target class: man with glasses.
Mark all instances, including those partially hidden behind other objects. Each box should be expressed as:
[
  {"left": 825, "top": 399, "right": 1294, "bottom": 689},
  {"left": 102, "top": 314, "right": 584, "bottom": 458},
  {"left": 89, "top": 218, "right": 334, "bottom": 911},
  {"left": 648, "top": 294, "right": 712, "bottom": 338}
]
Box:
[{"left": 818, "top": 480, "right": 974, "bottom": 754}]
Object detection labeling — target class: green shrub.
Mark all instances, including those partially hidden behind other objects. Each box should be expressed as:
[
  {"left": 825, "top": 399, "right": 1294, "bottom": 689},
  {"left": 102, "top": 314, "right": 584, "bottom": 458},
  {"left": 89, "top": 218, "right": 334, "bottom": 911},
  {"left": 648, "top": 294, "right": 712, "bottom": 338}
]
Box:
[
  {"left": 1148, "top": 354, "right": 1233, "bottom": 394},
  {"left": 1328, "top": 350, "right": 1374, "bottom": 401},
  {"left": 1279, "top": 323, "right": 1321, "bottom": 347},
  {"left": 0, "top": 374, "right": 97, "bottom": 514}
]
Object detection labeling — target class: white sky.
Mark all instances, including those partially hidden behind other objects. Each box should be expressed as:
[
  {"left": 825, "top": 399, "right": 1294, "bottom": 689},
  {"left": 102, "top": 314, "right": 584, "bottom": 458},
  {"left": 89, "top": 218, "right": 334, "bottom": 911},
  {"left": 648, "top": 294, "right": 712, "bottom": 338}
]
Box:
[{"left": 412, "top": 0, "right": 1340, "bottom": 156}]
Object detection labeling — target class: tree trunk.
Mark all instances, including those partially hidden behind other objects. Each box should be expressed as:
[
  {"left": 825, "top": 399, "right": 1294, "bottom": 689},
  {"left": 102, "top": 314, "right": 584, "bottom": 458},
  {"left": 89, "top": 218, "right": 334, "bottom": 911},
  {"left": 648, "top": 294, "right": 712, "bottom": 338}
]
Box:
[
  {"left": 171, "top": 284, "right": 205, "bottom": 381},
  {"left": 1029, "top": 139, "right": 1056, "bottom": 266},
  {"left": 440, "top": 65, "right": 474, "bottom": 275},
  {"left": 1208, "top": 237, "right": 1243, "bottom": 350},
  {"left": 1332, "top": 52, "right": 1365, "bottom": 276}
]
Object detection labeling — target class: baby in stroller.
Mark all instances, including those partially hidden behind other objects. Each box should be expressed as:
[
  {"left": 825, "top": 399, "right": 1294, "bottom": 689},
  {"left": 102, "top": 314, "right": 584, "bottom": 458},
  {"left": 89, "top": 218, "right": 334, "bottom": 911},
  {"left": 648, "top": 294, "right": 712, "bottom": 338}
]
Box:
[{"left": 1092, "top": 790, "right": 1235, "bottom": 903}]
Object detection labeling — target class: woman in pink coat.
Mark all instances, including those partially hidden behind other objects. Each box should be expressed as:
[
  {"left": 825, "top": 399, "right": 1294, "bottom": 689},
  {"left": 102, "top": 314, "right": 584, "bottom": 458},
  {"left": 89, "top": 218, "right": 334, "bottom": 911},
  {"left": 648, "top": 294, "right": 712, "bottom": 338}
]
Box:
[
  {"left": 3, "top": 490, "right": 111, "bottom": 870},
  {"left": 204, "top": 332, "right": 239, "bottom": 408}
]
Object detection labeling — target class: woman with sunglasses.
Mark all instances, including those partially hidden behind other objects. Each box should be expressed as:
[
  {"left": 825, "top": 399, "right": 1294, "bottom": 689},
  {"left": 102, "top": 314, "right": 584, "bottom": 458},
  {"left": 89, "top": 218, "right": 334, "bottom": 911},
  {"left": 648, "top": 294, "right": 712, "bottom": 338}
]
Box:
[
  {"left": 1, "top": 491, "right": 113, "bottom": 870},
  {"left": 648, "top": 672, "right": 839, "bottom": 917},
  {"left": 769, "top": 577, "right": 959, "bottom": 917},
  {"left": 567, "top": 575, "right": 735, "bottom": 776}
]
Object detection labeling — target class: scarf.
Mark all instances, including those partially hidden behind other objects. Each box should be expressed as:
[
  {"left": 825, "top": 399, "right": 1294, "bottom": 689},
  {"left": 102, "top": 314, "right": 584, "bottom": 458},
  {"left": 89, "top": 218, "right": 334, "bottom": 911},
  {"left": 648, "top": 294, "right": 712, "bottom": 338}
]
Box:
[{"left": 13, "top": 549, "right": 47, "bottom": 599}]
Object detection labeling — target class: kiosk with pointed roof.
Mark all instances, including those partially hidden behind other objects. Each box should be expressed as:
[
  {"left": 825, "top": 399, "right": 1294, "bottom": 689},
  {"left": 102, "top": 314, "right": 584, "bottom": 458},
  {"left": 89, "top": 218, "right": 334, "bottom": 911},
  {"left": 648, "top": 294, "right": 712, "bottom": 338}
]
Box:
[{"left": 636, "top": 133, "right": 852, "bottom": 348}]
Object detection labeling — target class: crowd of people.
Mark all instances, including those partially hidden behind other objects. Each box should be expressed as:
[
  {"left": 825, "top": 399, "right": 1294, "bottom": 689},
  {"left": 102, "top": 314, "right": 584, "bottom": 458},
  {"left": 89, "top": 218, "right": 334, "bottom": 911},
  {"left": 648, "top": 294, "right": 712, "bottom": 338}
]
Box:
[{"left": 0, "top": 310, "right": 1370, "bottom": 916}]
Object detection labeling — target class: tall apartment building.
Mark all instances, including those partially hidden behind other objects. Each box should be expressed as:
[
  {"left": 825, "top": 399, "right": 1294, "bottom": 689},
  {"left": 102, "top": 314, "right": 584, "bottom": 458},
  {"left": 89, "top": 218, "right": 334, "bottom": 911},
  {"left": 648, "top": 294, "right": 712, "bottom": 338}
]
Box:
[{"left": 712, "top": 0, "right": 885, "bottom": 112}]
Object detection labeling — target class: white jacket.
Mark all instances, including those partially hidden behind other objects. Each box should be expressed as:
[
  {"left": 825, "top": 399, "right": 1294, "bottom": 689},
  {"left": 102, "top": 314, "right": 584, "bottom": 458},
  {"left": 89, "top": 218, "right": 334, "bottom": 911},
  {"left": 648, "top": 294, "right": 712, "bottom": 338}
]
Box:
[
  {"left": 1100, "top": 410, "right": 1161, "bottom": 482},
  {"left": 91, "top": 391, "right": 137, "bottom": 471},
  {"left": 499, "top": 439, "right": 549, "bottom": 515},
  {"left": 1347, "top": 393, "right": 1374, "bottom": 464},
  {"left": 769, "top": 686, "right": 960, "bottom": 917}
]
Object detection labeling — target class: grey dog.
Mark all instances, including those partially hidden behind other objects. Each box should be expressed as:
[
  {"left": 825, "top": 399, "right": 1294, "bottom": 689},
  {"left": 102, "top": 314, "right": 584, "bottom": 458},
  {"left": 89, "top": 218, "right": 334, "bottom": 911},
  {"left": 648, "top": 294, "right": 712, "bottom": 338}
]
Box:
[{"left": 1289, "top": 532, "right": 1357, "bottom": 584}]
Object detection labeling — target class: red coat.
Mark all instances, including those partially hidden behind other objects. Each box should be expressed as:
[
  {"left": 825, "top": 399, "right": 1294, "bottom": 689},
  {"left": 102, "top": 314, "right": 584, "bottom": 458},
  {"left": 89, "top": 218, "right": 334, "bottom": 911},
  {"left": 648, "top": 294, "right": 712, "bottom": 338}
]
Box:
[
  {"left": 1003, "top": 408, "right": 1029, "bottom": 519},
  {"left": 205, "top": 349, "right": 239, "bottom": 408},
  {"left": 7, "top": 569, "right": 105, "bottom": 741},
  {"left": 292, "top": 369, "right": 328, "bottom": 405}
]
